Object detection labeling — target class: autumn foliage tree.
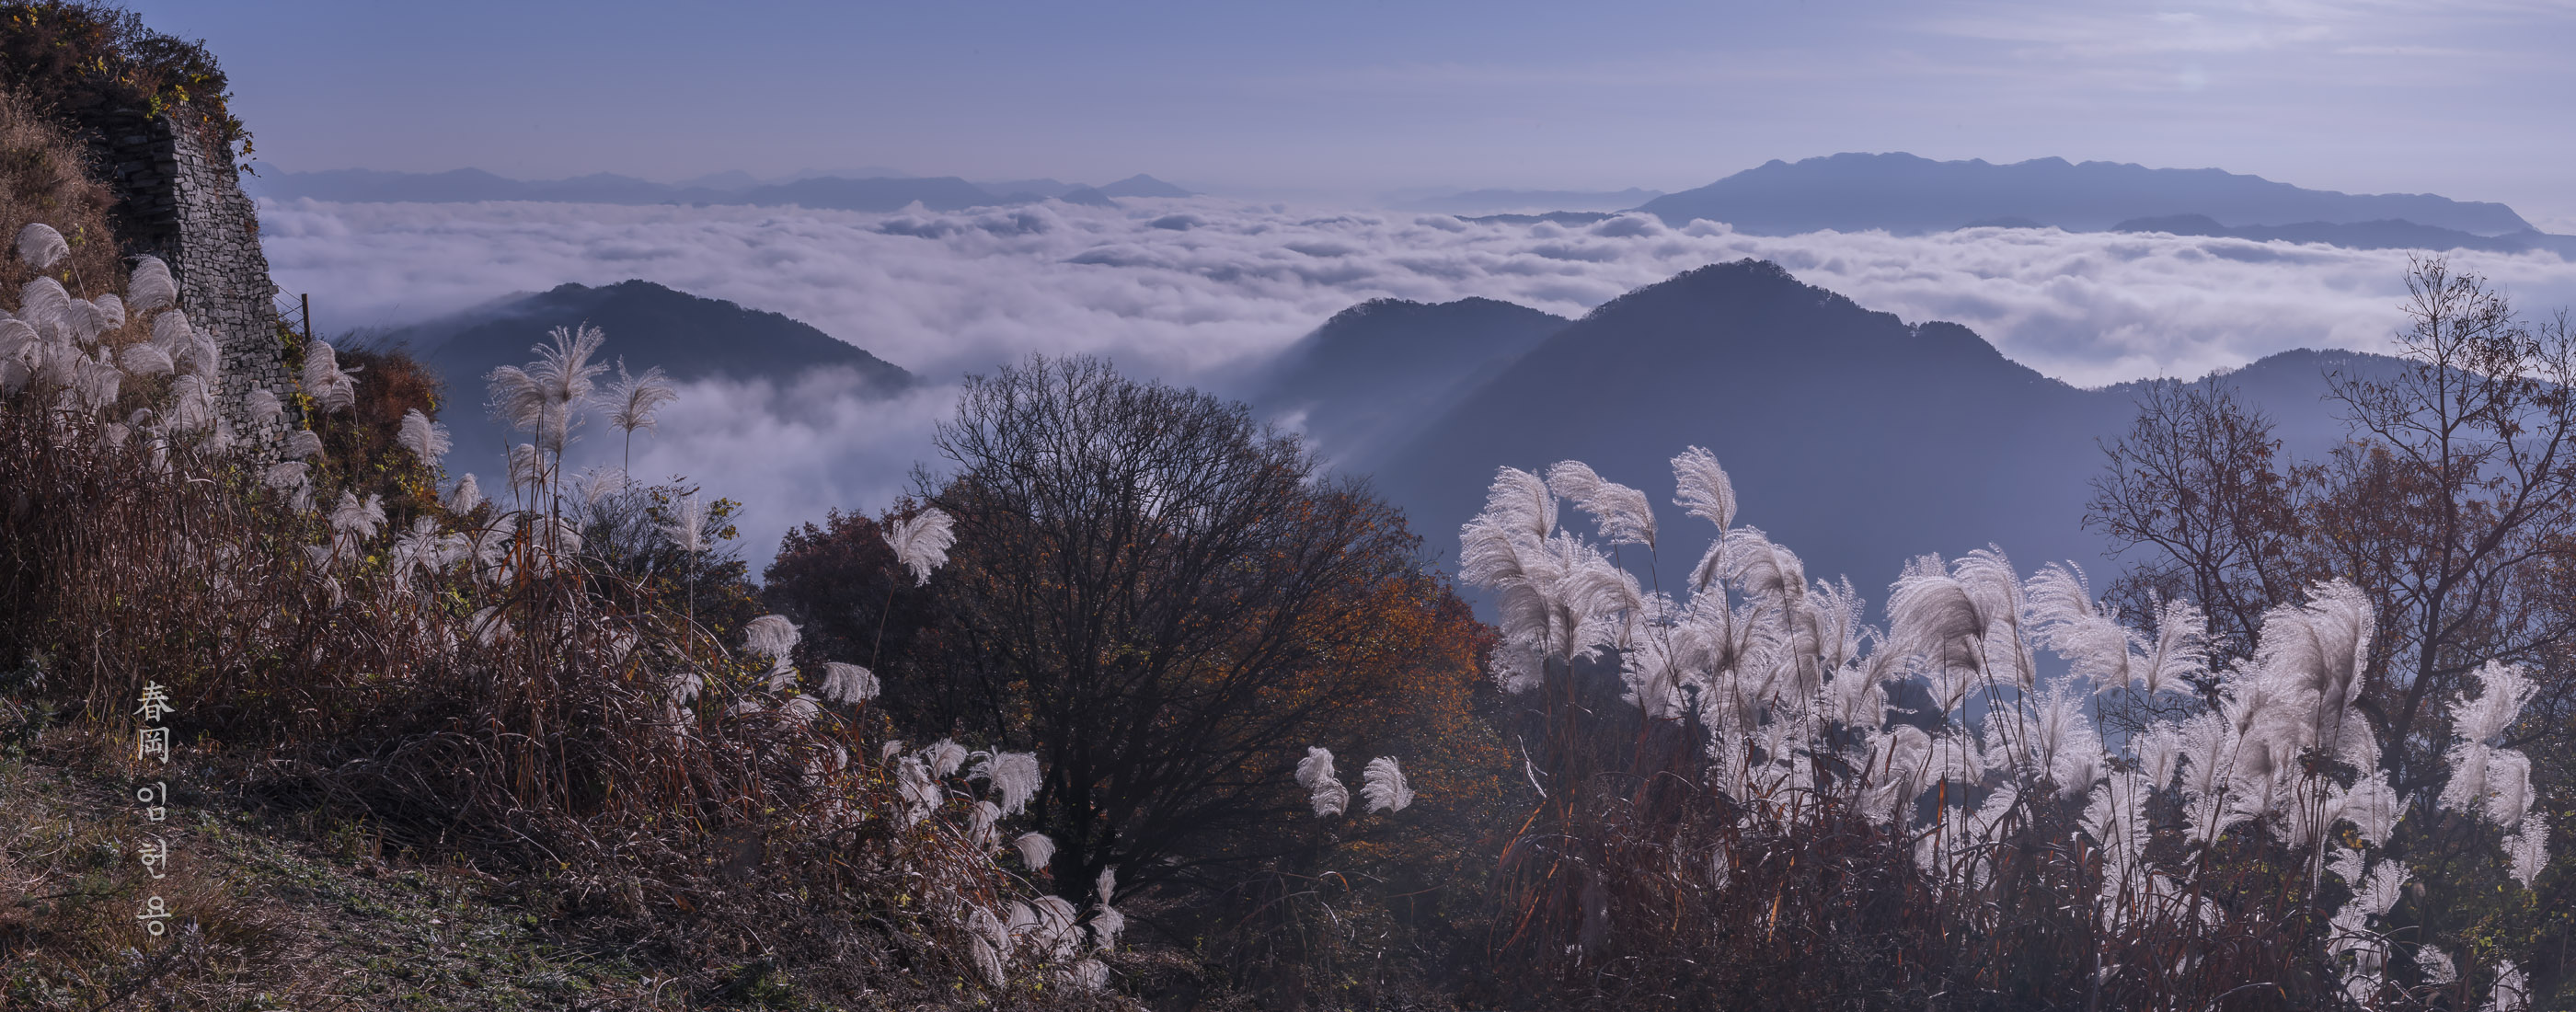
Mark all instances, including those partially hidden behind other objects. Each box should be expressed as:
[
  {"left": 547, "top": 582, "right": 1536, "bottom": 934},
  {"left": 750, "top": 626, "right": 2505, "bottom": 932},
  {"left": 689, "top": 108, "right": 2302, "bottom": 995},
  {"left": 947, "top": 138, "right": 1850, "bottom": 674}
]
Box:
[{"left": 771, "top": 356, "right": 1505, "bottom": 922}]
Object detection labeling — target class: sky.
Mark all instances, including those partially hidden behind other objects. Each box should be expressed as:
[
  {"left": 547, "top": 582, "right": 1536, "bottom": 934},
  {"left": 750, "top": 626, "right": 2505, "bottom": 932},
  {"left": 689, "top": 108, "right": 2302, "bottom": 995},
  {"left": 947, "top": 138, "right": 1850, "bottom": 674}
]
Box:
[{"left": 127, "top": 0, "right": 2576, "bottom": 226}]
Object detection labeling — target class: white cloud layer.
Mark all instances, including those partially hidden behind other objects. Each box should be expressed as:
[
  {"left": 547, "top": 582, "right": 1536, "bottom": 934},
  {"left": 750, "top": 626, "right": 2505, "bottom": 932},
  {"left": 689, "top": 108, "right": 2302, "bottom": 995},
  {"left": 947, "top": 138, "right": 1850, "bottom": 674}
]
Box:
[{"left": 262, "top": 195, "right": 2576, "bottom": 566}]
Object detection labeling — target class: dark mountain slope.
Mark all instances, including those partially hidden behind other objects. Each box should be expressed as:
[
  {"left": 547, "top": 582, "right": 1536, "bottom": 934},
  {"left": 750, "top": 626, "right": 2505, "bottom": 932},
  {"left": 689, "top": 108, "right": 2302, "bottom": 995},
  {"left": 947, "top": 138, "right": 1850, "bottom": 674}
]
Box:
[
  {"left": 1254, "top": 297, "right": 1570, "bottom": 470},
  {"left": 1639, "top": 153, "right": 2534, "bottom": 236},
  {"left": 1350, "top": 261, "right": 2421, "bottom": 603},
  {"left": 392, "top": 280, "right": 913, "bottom": 466}
]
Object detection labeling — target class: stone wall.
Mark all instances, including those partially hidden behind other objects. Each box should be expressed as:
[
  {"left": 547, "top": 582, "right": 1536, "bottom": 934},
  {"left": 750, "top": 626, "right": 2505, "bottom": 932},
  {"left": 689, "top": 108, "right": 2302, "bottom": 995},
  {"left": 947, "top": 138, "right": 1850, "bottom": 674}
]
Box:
[{"left": 89, "top": 103, "right": 295, "bottom": 451}]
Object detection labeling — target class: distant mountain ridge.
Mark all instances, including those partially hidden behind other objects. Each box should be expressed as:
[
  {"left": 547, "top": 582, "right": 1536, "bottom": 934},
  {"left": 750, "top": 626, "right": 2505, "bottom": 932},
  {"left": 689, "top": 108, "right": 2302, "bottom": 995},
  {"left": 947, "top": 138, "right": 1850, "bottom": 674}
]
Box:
[
  {"left": 246, "top": 167, "right": 1192, "bottom": 211},
  {"left": 1260, "top": 260, "right": 2406, "bottom": 601},
  {"left": 2108, "top": 213, "right": 2576, "bottom": 258},
  {"left": 388, "top": 280, "right": 913, "bottom": 466},
  {"left": 1638, "top": 153, "right": 2536, "bottom": 236}
]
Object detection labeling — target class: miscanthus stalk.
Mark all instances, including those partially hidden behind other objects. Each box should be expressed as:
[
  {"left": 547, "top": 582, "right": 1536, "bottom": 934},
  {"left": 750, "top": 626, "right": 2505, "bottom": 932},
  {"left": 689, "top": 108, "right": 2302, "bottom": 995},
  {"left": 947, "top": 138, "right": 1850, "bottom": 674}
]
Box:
[
  {"left": 601, "top": 358, "right": 676, "bottom": 474},
  {"left": 869, "top": 507, "right": 956, "bottom": 668},
  {"left": 1455, "top": 447, "right": 2551, "bottom": 997}
]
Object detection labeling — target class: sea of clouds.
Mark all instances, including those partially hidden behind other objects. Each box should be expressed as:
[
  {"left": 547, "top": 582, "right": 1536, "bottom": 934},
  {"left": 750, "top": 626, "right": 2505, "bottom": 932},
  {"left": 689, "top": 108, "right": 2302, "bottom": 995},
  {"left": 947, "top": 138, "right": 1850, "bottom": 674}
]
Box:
[{"left": 257, "top": 196, "right": 2576, "bottom": 567}]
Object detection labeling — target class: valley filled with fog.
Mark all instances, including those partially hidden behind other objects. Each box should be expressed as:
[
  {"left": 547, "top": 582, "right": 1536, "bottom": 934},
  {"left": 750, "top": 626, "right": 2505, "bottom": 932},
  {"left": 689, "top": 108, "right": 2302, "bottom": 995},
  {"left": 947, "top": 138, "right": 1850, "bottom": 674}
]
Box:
[{"left": 257, "top": 193, "right": 2576, "bottom": 571}]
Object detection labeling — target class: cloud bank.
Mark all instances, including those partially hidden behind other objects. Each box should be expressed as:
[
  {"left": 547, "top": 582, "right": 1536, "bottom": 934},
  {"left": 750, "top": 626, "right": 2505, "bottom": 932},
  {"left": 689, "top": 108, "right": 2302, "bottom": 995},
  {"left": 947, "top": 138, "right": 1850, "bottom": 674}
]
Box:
[{"left": 261, "top": 196, "right": 2576, "bottom": 566}]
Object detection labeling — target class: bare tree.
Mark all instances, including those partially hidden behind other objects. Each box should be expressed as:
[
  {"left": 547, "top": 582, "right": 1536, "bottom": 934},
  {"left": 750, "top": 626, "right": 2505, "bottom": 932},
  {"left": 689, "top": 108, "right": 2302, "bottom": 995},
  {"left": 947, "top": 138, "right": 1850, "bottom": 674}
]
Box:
[
  {"left": 903, "top": 355, "right": 1477, "bottom": 905},
  {"left": 2089, "top": 257, "right": 2576, "bottom": 795}
]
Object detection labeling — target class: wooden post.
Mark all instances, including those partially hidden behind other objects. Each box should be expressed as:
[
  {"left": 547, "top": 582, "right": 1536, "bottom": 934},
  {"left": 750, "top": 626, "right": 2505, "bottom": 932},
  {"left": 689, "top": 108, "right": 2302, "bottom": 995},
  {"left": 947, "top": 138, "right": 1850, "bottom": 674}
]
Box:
[{"left": 300, "top": 293, "right": 313, "bottom": 340}]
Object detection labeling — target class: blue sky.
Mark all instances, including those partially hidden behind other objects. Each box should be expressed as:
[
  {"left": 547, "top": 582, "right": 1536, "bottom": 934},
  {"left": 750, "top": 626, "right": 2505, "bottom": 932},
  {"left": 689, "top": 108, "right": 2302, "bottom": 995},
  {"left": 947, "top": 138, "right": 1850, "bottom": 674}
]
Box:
[{"left": 132, "top": 0, "right": 2576, "bottom": 224}]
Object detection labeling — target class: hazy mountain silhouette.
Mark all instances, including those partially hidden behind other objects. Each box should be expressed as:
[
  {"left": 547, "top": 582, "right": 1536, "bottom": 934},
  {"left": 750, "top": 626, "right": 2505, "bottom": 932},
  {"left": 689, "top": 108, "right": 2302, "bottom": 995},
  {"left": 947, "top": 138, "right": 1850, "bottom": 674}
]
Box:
[
  {"left": 248, "top": 167, "right": 1182, "bottom": 211},
  {"left": 1097, "top": 174, "right": 1192, "bottom": 198},
  {"left": 1254, "top": 297, "right": 1570, "bottom": 468},
  {"left": 1402, "top": 188, "right": 1666, "bottom": 213},
  {"left": 388, "top": 280, "right": 913, "bottom": 466},
  {"left": 2112, "top": 214, "right": 2576, "bottom": 259},
  {"left": 1639, "top": 153, "right": 2535, "bottom": 236},
  {"left": 1341, "top": 260, "right": 2406, "bottom": 602}
]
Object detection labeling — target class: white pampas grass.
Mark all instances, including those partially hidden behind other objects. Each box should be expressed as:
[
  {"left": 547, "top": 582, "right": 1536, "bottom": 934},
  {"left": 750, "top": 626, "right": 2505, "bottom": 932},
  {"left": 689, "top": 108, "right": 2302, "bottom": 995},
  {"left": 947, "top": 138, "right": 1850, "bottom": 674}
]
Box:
[
  {"left": 883, "top": 508, "right": 957, "bottom": 586},
  {"left": 330, "top": 491, "right": 386, "bottom": 542},
  {"left": 742, "top": 615, "right": 799, "bottom": 662},
  {"left": 818, "top": 661, "right": 879, "bottom": 704},
  {"left": 167, "top": 374, "right": 214, "bottom": 432},
  {"left": 2486, "top": 959, "right": 2528, "bottom": 1012},
  {"left": 444, "top": 473, "right": 483, "bottom": 513},
  {"left": 1013, "top": 832, "right": 1055, "bottom": 871},
  {"left": 1671, "top": 445, "right": 1736, "bottom": 533},
  {"left": 2416, "top": 946, "right": 2457, "bottom": 985},
  {"left": 1547, "top": 460, "right": 1655, "bottom": 547},
  {"left": 2503, "top": 817, "right": 2547, "bottom": 888},
  {"left": 244, "top": 386, "right": 283, "bottom": 427},
  {"left": 302, "top": 340, "right": 360, "bottom": 414},
  {"left": 16, "top": 224, "right": 67, "bottom": 270},
  {"left": 924, "top": 739, "right": 970, "bottom": 777},
  {"left": 970, "top": 752, "right": 1041, "bottom": 814},
  {"left": 125, "top": 256, "right": 177, "bottom": 313},
  {"left": 1361, "top": 755, "right": 1415, "bottom": 812},
  {"left": 119, "top": 342, "right": 172, "bottom": 376},
  {"left": 660, "top": 492, "right": 709, "bottom": 553},
  {"left": 532, "top": 322, "right": 610, "bottom": 408},
  {"left": 18, "top": 277, "right": 69, "bottom": 335},
  {"left": 603, "top": 359, "right": 676, "bottom": 436},
  {"left": 397, "top": 408, "right": 450, "bottom": 468},
  {"left": 2257, "top": 580, "right": 2375, "bottom": 764},
  {"left": 1297, "top": 746, "right": 1348, "bottom": 817},
  {"left": 90, "top": 293, "right": 124, "bottom": 329},
  {"left": 282, "top": 429, "right": 323, "bottom": 460},
  {"left": 262, "top": 461, "right": 308, "bottom": 494}
]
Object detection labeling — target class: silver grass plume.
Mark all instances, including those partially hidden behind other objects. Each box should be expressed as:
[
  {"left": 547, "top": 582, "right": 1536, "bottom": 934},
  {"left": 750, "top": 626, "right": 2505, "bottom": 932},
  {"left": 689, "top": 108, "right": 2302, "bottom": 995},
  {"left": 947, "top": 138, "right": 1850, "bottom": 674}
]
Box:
[
  {"left": 742, "top": 615, "right": 799, "bottom": 664},
  {"left": 303, "top": 340, "right": 360, "bottom": 414},
  {"left": 2255, "top": 580, "right": 2375, "bottom": 765},
  {"left": 1087, "top": 867, "right": 1123, "bottom": 951},
  {"left": 1547, "top": 460, "right": 1655, "bottom": 547},
  {"left": 2487, "top": 960, "right": 2529, "bottom": 1012},
  {"left": 119, "top": 341, "right": 172, "bottom": 376},
  {"left": 603, "top": 359, "right": 677, "bottom": 436},
  {"left": 2439, "top": 662, "right": 2537, "bottom": 829},
  {"left": 896, "top": 756, "right": 942, "bottom": 825},
  {"left": 16, "top": 224, "right": 67, "bottom": 270},
  {"left": 2417, "top": 947, "right": 2457, "bottom": 986},
  {"left": 444, "top": 473, "right": 484, "bottom": 513},
  {"left": 2024, "top": 562, "right": 2145, "bottom": 694},
  {"left": 19, "top": 277, "right": 69, "bottom": 336},
  {"left": 167, "top": 374, "right": 215, "bottom": 432},
  {"left": 282, "top": 429, "right": 323, "bottom": 460},
  {"left": 67, "top": 299, "right": 109, "bottom": 344},
  {"left": 330, "top": 491, "right": 386, "bottom": 542},
  {"left": 244, "top": 386, "right": 284, "bottom": 427},
  {"left": 1671, "top": 445, "right": 1737, "bottom": 533},
  {"left": 1361, "top": 755, "right": 1415, "bottom": 812},
  {"left": 1297, "top": 746, "right": 1348, "bottom": 817},
  {"left": 818, "top": 661, "right": 879, "bottom": 704},
  {"left": 2504, "top": 818, "right": 2547, "bottom": 888},
  {"left": 125, "top": 256, "right": 177, "bottom": 313},
  {"left": 969, "top": 752, "right": 1041, "bottom": 815},
  {"left": 660, "top": 492, "right": 709, "bottom": 553},
  {"left": 90, "top": 293, "right": 124, "bottom": 329},
  {"left": 924, "top": 739, "right": 970, "bottom": 777},
  {"left": 397, "top": 408, "right": 450, "bottom": 468},
  {"left": 882, "top": 507, "right": 958, "bottom": 586},
  {"left": 532, "top": 322, "right": 611, "bottom": 409},
  {"left": 1013, "top": 832, "right": 1055, "bottom": 871},
  {"left": 262, "top": 461, "right": 308, "bottom": 496}
]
